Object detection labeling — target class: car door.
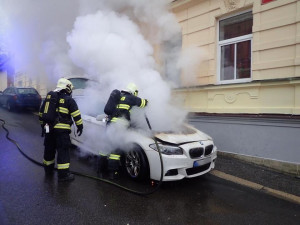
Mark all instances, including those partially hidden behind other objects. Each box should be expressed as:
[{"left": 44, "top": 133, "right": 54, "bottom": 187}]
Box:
[
  {"left": 0, "top": 88, "right": 11, "bottom": 106},
  {"left": 0, "top": 90, "right": 4, "bottom": 105},
  {"left": 70, "top": 114, "right": 106, "bottom": 155},
  {"left": 17, "top": 88, "right": 40, "bottom": 108}
]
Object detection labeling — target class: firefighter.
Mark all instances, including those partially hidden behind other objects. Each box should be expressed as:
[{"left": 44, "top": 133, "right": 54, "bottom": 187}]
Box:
[
  {"left": 39, "top": 78, "right": 83, "bottom": 182},
  {"left": 98, "top": 83, "right": 148, "bottom": 179}
]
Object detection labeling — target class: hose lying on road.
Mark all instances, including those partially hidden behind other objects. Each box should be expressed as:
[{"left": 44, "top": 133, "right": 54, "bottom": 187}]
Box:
[{"left": 0, "top": 117, "right": 164, "bottom": 196}]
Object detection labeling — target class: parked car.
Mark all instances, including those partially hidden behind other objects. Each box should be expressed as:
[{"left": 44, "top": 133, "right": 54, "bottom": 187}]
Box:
[
  {"left": 70, "top": 113, "right": 217, "bottom": 182},
  {"left": 0, "top": 87, "right": 42, "bottom": 111},
  {"left": 68, "top": 77, "right": 217, "bottom": 182}
]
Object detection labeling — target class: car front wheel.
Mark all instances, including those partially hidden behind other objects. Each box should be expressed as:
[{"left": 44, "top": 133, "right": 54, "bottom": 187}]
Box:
[{"left": 124, "top": 145, "right": 149, "bottom": 181}]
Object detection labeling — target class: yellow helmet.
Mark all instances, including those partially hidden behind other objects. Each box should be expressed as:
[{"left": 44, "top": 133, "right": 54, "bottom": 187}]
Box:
[
  {"left": 56, "top": 78, "right": 74, "bottom": 94},
  {"left": 126, "top": 83, "right": 138, "bottom": 96}
]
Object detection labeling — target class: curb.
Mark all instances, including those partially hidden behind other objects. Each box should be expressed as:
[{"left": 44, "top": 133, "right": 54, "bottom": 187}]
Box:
[
  {"left": 211, "top": 170, "right": 300, "bottom": 205},
  {"left": 218, "top": 151, "right": 300, "bottom": 176}
]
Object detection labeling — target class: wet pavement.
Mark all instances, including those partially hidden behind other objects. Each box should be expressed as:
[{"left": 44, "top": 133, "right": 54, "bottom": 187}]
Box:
[
  {"left": 0, "top": 107, "right": 299, "bottom": 225},
  {"left": 215, "top": 154, "right": 300, "bottom": 197}
]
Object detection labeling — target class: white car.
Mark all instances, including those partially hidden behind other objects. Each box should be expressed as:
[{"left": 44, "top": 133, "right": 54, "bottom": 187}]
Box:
[
  {"left": 68, "top": 77, "right": 217, "bottom": 181},
  {"left": 70, "top": 112, "right": 217, "bottom": 182}
]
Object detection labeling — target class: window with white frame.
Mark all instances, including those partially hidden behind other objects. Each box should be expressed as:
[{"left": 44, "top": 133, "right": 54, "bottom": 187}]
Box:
[{"left": 218, "top": 11, "right": 253, "bottom": 83}]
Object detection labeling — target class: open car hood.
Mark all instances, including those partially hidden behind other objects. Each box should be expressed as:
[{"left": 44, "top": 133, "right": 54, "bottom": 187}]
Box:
[{"left": 154, "top": 124, "right": 211, "bottom": 144}]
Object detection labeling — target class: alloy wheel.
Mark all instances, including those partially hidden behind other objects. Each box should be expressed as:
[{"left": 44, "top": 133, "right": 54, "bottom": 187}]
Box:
[{"left": 125, "top": 150, "right": 141, "bottom": 178}]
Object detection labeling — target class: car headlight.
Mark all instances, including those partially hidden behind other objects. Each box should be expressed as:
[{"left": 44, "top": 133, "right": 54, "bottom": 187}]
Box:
[{"left": 149, "top": 143, "right": 183, "bottom": 155}]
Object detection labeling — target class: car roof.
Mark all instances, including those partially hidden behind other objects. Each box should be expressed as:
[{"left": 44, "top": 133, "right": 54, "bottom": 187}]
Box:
[
  {"left": 14, "top": 87, "right": 36, "bottom": 89},
  {"left": 65, "top": 76, "right": 98, "bottom": 83},
  {"left": 64, "top": 75, "right": 89, "bottom": 79}
]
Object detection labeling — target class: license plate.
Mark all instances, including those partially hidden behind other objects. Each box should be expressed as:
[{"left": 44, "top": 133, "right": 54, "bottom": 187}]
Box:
[{"left": 193, "top": 157, "right": 211, "bottom": 168}]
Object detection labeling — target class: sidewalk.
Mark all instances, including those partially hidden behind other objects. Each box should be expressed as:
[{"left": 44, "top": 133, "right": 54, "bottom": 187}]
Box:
[{"left": 213, "top": 153, "right": 300, "bottom": 203}]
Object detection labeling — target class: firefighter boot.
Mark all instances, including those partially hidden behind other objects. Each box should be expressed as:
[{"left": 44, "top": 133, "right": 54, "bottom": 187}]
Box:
[
  {"left": 97, "top": 155, "right": 108, "bottom": 178},
  {"left": 58, "top": 169, "right": 75, "bottom": 182},
  {"left": 107, "top": 158, "right": 121, "bottom": 180},
  {"left": 44, "top": 164, "right": 54, "bottom": 176}
]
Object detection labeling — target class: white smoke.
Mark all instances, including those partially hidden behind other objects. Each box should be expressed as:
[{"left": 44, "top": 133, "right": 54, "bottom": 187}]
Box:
[
  {"left": 0, "top": 0, "right": 81, "bottom": 87},
  {"left": 66, "top": 1, "right": 187, "bottom": 133},
  {"left": 0, "top": 0, "right": 202, "bottom": 154},
  {"left": 177, "top": 47, "right": 209, "bottom": 86}
]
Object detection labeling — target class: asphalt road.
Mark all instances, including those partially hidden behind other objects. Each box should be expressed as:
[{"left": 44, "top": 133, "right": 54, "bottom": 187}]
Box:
[{"left": 0, "top": 106, "right": 299, "bottom": 225}]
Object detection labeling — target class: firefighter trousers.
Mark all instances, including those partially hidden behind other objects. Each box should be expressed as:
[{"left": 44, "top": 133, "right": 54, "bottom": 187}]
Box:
[
  {"left": 98, "top": 151, "right": 121, "bottom": 174},
  {"left": 43, "top": 130, "right": 71, "bottom": 173}
]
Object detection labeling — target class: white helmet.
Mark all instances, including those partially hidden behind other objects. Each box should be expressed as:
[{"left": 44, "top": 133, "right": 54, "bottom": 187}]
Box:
[
  {"left": 56, "top": 78, "right": 74, "bottom": 94},
  {"left": 125, "top": 83, "right": 138, "bottom": 96}
]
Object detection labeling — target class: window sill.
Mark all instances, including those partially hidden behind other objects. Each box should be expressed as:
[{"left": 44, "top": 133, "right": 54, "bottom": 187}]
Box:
[{"left": 218, "top": 78, "right": 252, "bottom": 85}]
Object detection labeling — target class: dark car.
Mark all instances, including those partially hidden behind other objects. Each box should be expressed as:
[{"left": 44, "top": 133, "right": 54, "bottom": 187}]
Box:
[{"left": 0, "top": 87, "right": 42, "bottom": 111}]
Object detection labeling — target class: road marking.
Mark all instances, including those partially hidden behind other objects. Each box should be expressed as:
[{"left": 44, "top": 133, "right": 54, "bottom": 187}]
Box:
[{"left": 211, "top": 170, "right": 300, "bottom": 205}]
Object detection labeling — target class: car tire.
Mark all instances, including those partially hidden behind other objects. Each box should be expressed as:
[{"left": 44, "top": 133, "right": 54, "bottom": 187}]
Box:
[{"left": 123, "top": 145, "right": 150, "bottom": 181}]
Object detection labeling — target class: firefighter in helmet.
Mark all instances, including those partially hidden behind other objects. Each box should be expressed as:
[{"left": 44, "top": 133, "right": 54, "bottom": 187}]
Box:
[
  {"left": 98, "top": 82, "right": 148, "bottom": 179},
  {"left": 108, "top": 83, "right": 148, "bottom": 124},
  {"left": 39, "top": 78, "right": 83, "bottom": 182}
]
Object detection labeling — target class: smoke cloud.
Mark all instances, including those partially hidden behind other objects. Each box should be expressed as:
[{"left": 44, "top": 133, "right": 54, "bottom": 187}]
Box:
[
  {"left": 0, "top": 0, "right": 204, "bottom": 154},
  {"left": 65, "top": 0, "right": 187, "bottom": 134},
  {"left": 0, "top": 0, "right": 81, "bottom": 87},
  {"left": 178, "top": 47, "right": 209, "bottom": 86}
]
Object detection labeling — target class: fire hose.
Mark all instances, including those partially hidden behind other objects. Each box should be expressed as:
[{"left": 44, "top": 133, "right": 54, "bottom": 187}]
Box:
[{"left": 0, "top": 116, "right": 164, "bottom": 196}]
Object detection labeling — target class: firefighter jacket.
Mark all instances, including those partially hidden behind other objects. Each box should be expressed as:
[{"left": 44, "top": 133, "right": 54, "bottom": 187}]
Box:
[
  {"left": 110, "top": 91, "right": 147, "bottom": 122},
  {"left": 39, "top": 91, "right": 83, "bottom": 132}
]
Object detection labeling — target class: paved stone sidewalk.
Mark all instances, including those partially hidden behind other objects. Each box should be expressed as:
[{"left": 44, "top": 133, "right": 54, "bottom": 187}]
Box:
[{"left": 215, "top": 154, "right": 300, "bottom": 197}]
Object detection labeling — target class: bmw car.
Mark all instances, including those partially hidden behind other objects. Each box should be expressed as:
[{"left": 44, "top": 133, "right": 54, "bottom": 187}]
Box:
[
  {"left": 68, "top": 77, "right": 217, "bottom": 181},
  {"left": 70, "top": 111, "right": 217, "bottom": 182}
]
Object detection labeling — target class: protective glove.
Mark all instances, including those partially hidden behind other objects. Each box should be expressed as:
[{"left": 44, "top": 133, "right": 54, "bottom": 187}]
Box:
[{"left": 77, "top": 127, "right": 83, "bottom": 136}]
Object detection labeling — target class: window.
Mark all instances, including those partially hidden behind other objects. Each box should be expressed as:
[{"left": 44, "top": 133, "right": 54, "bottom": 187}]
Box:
[
  {"left": 17, "top": 88, "right": 38, "bottom": 94},
  {"left": 218, "top": 11, "right": 253, "bottom": 83},
  {"left": 261, "top": 0, "right": 275, "bottom": 4},
  {"left": 3, "top": 88, "right": 11, "bottom": 94},
  {"left": 67, "top": 78, "right": 88, "bottom": 90}
]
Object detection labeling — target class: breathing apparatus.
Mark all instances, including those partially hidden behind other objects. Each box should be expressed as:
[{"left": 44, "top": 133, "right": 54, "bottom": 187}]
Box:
[{"left": 0, "top": 113, "right": 164, "bottom": 196}]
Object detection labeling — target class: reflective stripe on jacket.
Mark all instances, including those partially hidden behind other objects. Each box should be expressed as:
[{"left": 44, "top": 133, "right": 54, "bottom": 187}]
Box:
[
  {"left": 55, "top": 93, "right": 83, "bottom": 131},
  {"left": 112, "top": 91, "right": 147, "bottom": 121},
  {"left": 39, "top": 91, "right": 83, "bottom": 131}
]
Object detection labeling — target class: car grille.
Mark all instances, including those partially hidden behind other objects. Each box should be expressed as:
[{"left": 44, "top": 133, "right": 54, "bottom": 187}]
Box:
[
  {"left": 186, "top": 163, "right": 211, "bottom": 175},
  {"left": 189, "top": 147, "right": 204, "bottom": 158},
  {"left": 205, "top": 145, "right": 214, "bottom": 156}
]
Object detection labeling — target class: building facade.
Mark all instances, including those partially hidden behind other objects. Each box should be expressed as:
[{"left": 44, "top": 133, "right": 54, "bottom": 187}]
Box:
[
  {"left": 0, "top": 54, "right": 14, "bottom": 90},
  {"left": 171, "top": 0, "right": 300, "bottom": 116},
  {"left": 1, "top": 0, "right": 298, "bottom": 171},
  {"left": 170, "top": 0, "right": 300, "bottom": 174}
]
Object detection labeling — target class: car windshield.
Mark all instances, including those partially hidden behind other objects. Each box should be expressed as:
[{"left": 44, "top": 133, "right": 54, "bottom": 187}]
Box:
[
  {"left": 17, "top": 88, "right": 38, "bottom": 94},
  {"left": 68, "top": 78, "right": 88, "bottom": 90}
]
